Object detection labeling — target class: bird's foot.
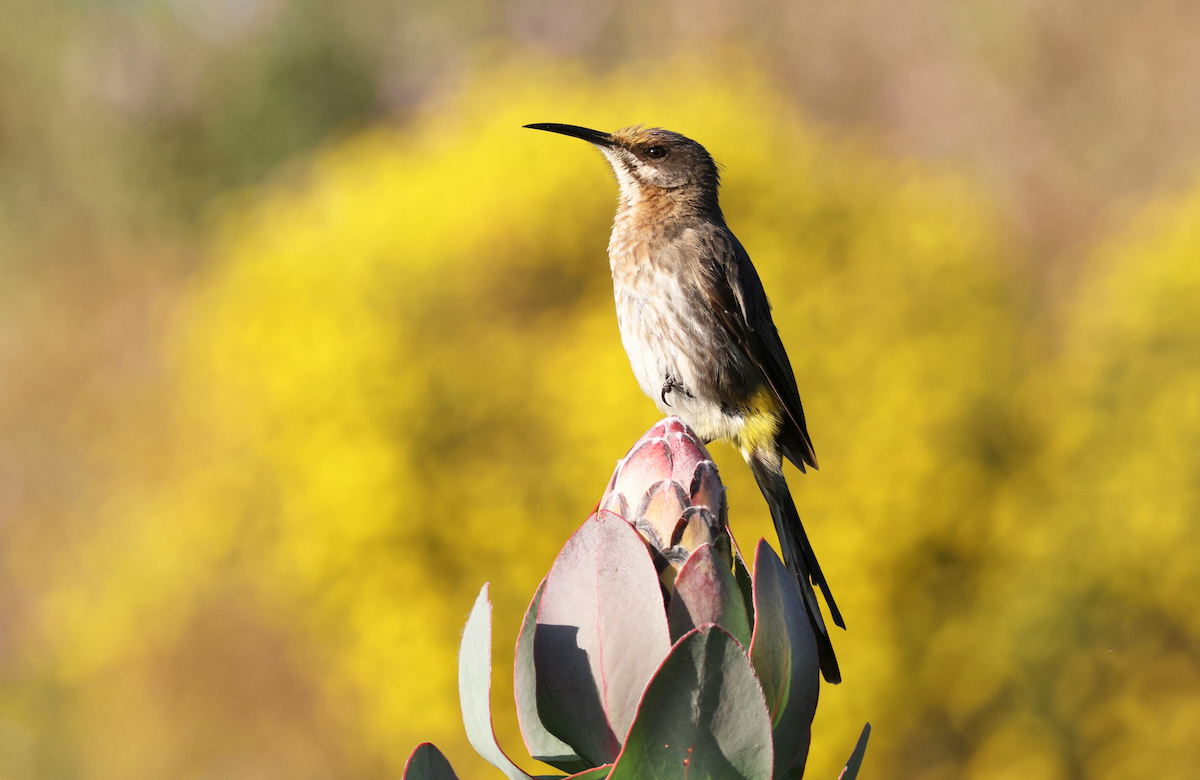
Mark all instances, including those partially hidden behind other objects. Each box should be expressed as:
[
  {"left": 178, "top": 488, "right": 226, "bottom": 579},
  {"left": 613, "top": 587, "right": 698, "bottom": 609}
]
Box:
[{"left": 661, "top": 376, "right": 694, "bottom": 406}]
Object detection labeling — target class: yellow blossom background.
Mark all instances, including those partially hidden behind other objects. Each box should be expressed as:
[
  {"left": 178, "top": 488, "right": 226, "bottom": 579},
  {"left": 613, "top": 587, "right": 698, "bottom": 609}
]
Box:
[{"left": 3, "top": 3, "right": 1200, "bottom": 779}]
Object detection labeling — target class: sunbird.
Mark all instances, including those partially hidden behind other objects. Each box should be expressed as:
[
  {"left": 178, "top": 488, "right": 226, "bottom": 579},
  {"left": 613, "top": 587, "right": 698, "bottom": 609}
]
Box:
[{"left": 525, "top": 122, "right": 844, "bottom": 683}]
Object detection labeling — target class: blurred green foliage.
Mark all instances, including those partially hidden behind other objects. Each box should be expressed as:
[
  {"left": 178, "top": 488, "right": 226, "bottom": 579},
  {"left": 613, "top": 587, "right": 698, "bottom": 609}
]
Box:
[{"left": 2, "top": 11, "right": 1200, "bottom": 780}]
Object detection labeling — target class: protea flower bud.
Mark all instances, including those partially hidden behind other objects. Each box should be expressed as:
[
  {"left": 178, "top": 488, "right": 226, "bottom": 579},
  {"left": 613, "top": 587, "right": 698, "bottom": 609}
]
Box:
[
  {"left": 599, "top": 417, "right": 732, "bottom": 577},
  {"left": 411, "top": 418, "right": 870, "bottom": 780}
]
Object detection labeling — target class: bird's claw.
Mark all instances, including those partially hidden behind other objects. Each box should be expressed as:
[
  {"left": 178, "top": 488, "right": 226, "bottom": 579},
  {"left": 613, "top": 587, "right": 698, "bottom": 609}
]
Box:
[{"left": 661, "top": 376, "right": 693, "bottom": 406}]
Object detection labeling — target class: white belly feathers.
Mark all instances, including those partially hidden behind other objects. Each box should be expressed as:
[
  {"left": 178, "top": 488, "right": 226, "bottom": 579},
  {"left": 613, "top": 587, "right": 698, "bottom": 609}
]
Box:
[{"left": 612, "top": 275, "right": 743, "bottom": 443}]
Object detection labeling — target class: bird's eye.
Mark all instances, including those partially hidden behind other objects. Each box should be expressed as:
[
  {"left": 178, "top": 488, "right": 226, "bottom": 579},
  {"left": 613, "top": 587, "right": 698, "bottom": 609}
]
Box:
[{"left": 645, "top": 146, "right": 667, "bottom": 159}]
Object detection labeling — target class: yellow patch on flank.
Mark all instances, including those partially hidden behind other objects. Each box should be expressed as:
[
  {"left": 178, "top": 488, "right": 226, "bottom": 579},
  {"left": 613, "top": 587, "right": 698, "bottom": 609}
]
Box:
[{"left": 733, "top": 386, "right": 782, "bottom": 453}]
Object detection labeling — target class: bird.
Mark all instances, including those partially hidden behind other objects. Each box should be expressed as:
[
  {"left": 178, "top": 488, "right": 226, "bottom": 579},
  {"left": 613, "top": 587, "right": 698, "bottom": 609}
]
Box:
[{"left": 524, "top": 122, "right": 843, "bottom": 684}]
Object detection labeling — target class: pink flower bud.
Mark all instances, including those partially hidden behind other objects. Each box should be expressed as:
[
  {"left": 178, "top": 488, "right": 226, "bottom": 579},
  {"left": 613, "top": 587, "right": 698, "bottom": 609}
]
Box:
[{"left": 600, "top": 417, "right": 731, "bottom": 581}]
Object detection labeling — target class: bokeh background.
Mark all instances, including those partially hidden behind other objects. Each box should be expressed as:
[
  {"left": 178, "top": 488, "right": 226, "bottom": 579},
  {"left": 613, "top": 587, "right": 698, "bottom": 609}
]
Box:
[{"left": 3, "top": 1, "right": 1200, "bottom": 778}]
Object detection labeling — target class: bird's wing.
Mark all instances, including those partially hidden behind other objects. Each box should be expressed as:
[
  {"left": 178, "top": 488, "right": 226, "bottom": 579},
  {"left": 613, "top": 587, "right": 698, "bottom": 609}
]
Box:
[{"left": 696, "top": 228, "right": 818, "bottom": 470}]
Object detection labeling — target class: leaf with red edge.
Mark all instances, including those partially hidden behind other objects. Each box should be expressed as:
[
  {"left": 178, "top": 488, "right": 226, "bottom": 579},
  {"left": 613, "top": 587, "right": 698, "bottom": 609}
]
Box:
[
  {"left": 535, "top": 511, "right": 672, "bottom": 767},
  {"left": 836, "top": 724, "right": 870, "bottom": 780},
  {"left": 459, "top": 584, "right": 534, "bottom": 780},
  {"left": 607, "top": 625, "right": 773, "bottom": 780},
  {"left": 515, "top": 578, "right": 589, "bottom": 774},
  {"left": 403, "top": 743, "right": 459, "bottom": 780},
  {"left": 565, "top": 765, "right": 613, "bottom": 780},
  {"left": 668, "top": 544, "right": 751, "bottom": 648},
  {"left": 734, "top": 547, "right": 755, "bottom": 634},
  {"left": 749, "top": 541, "right": 821, "bottom": 778}
]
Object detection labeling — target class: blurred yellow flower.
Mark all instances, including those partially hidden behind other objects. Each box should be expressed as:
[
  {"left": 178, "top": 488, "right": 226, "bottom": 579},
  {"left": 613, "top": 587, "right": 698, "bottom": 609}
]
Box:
[{"left": 21, "top": 60, "right": 1200, "bottom": 780}]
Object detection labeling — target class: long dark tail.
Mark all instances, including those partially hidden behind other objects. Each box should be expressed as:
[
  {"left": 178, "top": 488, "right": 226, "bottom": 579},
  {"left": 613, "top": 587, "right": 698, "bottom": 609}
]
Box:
[{"left": 748, "top": 452, "right": 844, "bottom": 684}]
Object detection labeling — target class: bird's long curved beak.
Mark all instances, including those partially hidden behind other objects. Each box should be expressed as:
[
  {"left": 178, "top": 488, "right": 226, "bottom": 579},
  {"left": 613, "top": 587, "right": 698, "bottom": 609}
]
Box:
[{"left": 524, "top": 123, "right": 614, "bottom": 147}]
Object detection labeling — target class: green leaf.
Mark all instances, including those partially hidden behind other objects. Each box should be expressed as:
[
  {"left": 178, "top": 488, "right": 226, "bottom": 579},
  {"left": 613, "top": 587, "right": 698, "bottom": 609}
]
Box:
[
  {"left": 668, "top": 543, "right": 752, "bottom": 649},
  {"left": 749, "top": 541, "right": 821, "bottom": 777},
  {"left": 608, "top": 625, "right": 773, "bottom": 780},
  {"left": 837, "top": 724, "right": 870, "bottom": 780},
  {"left": 536, "top": 511, "right": 672, "bottom": 766},
  {"left": 515, "top": 577, "right": 590, "bottom": 774},
  {"left": 403, "top": 743, "right": 460, "bottom": 780},
  {"left": 459, "top": 583, "right": 535, "bottom": 780},
  {"left": 734, "top": 545, "right": 755, "bottom": 634},
  {"left": 566, "top": 765, "right": 613, "bottom": 780}
]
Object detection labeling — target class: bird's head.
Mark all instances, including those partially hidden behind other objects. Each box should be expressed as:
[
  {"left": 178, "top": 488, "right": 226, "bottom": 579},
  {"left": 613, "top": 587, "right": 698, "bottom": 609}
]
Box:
[{"left": 524, "top": 123, "right": 720, "bottom": 211}]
